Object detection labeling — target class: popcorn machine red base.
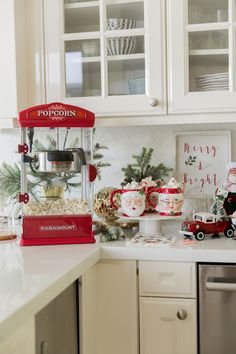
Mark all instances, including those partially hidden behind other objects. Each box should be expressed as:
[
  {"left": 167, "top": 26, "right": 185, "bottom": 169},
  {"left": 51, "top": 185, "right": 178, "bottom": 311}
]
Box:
[{"left": 18, "top": 103, "right": 97, "bottom": 246}]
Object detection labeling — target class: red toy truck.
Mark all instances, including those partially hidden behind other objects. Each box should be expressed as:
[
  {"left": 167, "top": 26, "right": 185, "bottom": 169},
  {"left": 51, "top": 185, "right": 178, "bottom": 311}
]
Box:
[{"left": 179, "top": 212, "right": 235, "bottom": 241}]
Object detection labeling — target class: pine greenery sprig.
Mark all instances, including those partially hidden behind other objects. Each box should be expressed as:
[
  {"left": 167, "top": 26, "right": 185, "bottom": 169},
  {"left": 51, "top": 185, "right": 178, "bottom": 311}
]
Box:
[
  {"left": 121, "top": 147, "right": 172, "bottom": 186},
  {"left": 94, "top": 142, "right": 111, "bottom": 180},
  {"left": 0, "top": 162, "right": 38, "bottom": 202},
  {"left": 0, "top": 162, "right": 21, "bottom": 201}
]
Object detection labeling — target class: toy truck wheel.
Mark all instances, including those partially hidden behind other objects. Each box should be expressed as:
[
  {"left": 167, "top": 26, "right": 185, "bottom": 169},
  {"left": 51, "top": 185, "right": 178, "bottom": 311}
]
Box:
[
  {"left": 224, "top": 227, "right": 234, "bottom": 238},
  {"left": 195, "top": 231, "right": 205, "bottom": 241}
]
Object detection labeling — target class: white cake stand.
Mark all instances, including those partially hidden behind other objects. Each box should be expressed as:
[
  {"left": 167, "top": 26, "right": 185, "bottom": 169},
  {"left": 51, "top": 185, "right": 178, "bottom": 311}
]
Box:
[{"left": 117, "top": 213, "right": 185, "bottom": 237}]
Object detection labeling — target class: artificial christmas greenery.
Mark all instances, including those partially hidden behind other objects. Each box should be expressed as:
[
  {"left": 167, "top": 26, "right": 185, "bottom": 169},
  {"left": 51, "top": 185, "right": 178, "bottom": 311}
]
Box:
[
  {"left": 0, "top": 135, "right": 110, "bottom": 204},
  {"left": 121, "top": 147, "right": 172, "bottom": 186},
  {"left": 211, "top": 189, "right": 227, "bottom": 217}
]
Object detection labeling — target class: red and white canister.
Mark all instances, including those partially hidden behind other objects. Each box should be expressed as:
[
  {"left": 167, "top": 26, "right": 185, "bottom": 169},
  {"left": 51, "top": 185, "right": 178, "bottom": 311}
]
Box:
[
  {"left": 157, "top": 178, "right": 184, "bottom": 216},
  {"left": 226, "top": 162, "right": 236, "bottom": 193}
]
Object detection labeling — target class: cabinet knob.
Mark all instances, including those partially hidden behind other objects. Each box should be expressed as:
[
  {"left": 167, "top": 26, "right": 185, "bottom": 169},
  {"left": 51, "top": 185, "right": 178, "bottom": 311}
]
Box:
[
  {"left": 177, "top": 309, "right": 187, "bottom": 320},
  {"left": 149, "top": 98, "right": 158, "bottom": 107}
]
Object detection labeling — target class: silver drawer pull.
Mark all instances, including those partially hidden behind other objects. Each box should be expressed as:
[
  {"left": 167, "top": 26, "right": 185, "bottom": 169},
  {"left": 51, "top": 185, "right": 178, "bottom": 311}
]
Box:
[
  {"left": 206, "top": 282, "right": 236, "bottom": 292},
  {"left": 177, "top": 309, "right": 187, "bottom": 320},
  {"left": 41, "top": 341, "right": 48, "bottom": 354}
]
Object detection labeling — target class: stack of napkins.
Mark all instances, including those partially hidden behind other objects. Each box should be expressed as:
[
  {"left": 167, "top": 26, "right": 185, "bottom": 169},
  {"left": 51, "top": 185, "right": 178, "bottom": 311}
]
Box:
[{"left": 127, "top": 234, "right": 175, "bottom": 247}]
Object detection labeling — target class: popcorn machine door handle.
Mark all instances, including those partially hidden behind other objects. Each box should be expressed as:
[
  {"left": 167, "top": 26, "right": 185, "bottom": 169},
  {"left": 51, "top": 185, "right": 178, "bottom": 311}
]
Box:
[{"left": 28, "top": 155, "right": 39, "bottom": 174}]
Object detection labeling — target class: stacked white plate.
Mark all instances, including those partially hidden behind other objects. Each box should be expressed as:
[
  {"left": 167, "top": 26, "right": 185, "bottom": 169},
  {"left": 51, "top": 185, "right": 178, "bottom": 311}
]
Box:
[{"left": 195, "top": 72, "right": 229, "bottom": 91}]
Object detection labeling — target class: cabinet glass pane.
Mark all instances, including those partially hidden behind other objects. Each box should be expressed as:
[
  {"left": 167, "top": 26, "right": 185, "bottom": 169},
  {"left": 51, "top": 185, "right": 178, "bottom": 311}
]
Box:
[
  {"left": 107, "top": 2, "right": 144, "bottom": 29},
  {"left": 189, "top": 30, "right": 228, "bottom": 50},
  {"left": 189, "top": 30, "right": 229, "bottom": 92},
  {"left": 108, "top": 58, "right": 145, "bottom": 96},
  {"left": 65, "top": 41, "right": 101, "bottom": 97},
  {"left": 188, "top": 0, "right": 228, "bottom": 24},
  {"left": 64, "top": 5, "right": 99, "bottom": 33}
]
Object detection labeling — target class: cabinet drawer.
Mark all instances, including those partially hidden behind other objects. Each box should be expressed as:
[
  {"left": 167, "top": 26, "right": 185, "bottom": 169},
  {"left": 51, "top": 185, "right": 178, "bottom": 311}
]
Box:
[{"left": 139, "top": 261, "right": 196, "bottom": 298}]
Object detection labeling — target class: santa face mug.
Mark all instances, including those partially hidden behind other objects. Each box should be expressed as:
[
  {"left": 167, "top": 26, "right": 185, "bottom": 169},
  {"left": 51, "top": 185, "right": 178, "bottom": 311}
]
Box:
[
  {"left": 140, "top": 177, "right": 163, "bottom": 212},
  {"left": 110, "top": 189, "right": 146, "bottom": 217}
]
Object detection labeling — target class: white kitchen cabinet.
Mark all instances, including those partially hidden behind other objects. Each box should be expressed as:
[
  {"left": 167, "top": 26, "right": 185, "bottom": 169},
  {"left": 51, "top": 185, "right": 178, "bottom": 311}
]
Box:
[
  {"left": 139, "top": 261, "right": 197, "bottom": 354},
  {"left": 43, "top": 0, "right": 166, "bottom": 118},
  {"left": 0, "top": 318, "right": 35, "bottom": 354},
  {"left": 167, "top": 0, "right": 236, "bottom": 114},
  {"left": 0, "top": 0, "right": 45, "bottom": 125},
  {"left": 43, "top": 0, "right": 236, "bottom": 124},
  {"left": 80, "top": 259, "right": 138, "bottom": 354}
]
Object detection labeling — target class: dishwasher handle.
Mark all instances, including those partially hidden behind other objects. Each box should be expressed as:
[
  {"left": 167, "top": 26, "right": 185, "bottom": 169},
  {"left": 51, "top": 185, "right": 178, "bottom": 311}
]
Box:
[{"left": 206, "top": 279, "right": 236, "bottom": 292}]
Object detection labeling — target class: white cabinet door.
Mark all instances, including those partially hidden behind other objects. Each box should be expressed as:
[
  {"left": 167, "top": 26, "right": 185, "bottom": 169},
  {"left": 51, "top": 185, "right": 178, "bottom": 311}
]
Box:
[
  {"left": 0, "top": 0, "right": 45, "bottom": 123},
  {"left": 0, "top": 318, "right": 35, "bottom": 354},
  {"left": 140, "top": 297, "right": 197, "bottom": 354},
  {"left": 44, "top": 0, "right": 166, "bottom": 117},
  {"left": 167, "top": 0, "right": 236, "bottom": 114},
  {"left": 80, "top": 260, "right": 138, "bottom": 354}
]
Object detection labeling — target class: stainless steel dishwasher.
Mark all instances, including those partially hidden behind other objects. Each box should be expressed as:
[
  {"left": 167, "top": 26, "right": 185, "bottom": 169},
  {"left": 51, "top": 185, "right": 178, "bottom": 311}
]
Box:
[{"left": 198, "top": 264, "right": 236, "bottom": 354}]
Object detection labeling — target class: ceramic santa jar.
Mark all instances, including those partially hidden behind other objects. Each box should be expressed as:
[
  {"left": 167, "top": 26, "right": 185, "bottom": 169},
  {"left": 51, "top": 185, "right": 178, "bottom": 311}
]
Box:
[
  {"left": 157, "top": 177, "right": 184, "bottom": 216},
  {"left": 226, "top": 162, "right": 236, "bottom": 193}
]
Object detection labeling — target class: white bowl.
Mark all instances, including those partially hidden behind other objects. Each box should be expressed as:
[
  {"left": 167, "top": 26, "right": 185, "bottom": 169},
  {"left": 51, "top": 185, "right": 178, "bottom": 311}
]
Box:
[
  {"left": 107, "top": 36, "right": 136, "bottom": 56},
  {"left": 107, "top": 18, "right": 136, "bottom": 30}
]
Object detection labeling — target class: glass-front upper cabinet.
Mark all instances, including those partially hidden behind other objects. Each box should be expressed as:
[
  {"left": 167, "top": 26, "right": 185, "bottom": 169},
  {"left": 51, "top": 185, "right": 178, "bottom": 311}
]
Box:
[
  {"left": 44, "top": 0, "right": 166, "bottom": 117},
  {"left": 167, "top": 0, "right": 236, "bottom": 114}
]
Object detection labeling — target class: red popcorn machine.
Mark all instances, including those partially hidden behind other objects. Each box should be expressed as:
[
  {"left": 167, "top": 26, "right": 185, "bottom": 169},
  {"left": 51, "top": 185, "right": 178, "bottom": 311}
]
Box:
[{"left": 18, "top": 102, "right": 97, "bottom": 246}]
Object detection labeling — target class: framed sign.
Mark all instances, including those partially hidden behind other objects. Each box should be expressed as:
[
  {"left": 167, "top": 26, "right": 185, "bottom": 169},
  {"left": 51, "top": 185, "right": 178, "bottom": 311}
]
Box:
[{"left": 175, "top": 131, "right": 231, "bottom": 196}]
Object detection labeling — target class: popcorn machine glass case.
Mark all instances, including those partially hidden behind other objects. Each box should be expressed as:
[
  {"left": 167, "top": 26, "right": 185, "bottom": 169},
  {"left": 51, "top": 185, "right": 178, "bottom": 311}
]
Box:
[{"left": 18, "top": 103, "right": 97, "bottom": 246}]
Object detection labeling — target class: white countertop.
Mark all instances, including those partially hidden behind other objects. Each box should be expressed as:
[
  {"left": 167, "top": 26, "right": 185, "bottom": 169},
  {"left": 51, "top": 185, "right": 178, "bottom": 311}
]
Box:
[
  {"left": 1, "top": 234, "right": 236, "bottom": 341},
  {"left": 101, "top": 236, "right": 236, "bottom": 262}
]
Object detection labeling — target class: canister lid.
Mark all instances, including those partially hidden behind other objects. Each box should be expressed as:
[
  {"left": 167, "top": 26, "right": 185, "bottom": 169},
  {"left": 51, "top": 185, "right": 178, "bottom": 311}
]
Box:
[
  {"left": 226, "top": 162, "right": 236, "bottom": 171},
  {"left": 158, "top": 187, "right": 182, "bottom": 194}
]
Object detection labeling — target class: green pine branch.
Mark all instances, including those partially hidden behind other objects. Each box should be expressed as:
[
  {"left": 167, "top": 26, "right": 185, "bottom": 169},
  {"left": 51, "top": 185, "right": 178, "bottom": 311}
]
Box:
[
  {"left": 121, "top": 147, "right": 172, "bottom": 186},
  {"left": 0, "top": 162, "right": 21, "bottom": 200}
]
